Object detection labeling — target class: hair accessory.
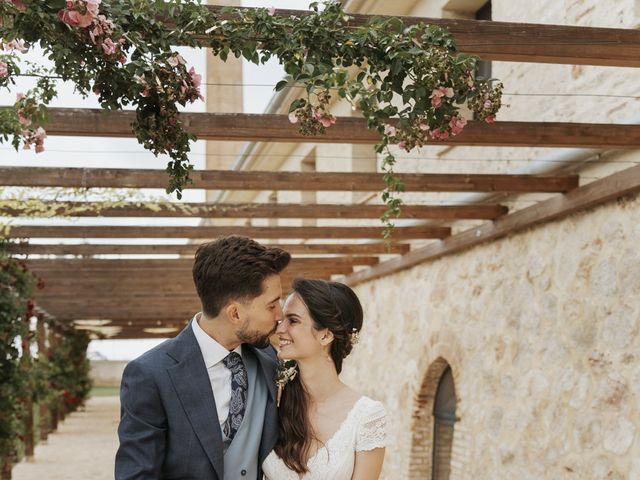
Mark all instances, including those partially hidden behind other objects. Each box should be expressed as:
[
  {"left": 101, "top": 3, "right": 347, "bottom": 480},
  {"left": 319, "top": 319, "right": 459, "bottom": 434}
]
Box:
[
  {"left": 350, "top": 327, "right": 360, "bottom": 345},
  {"left": 275, "top": 359, "right": 298, "bottom": 407}
]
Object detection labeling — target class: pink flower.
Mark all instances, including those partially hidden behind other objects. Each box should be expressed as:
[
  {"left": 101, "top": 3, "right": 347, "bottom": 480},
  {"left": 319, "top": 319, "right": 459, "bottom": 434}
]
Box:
[
  {"left": 288, "top": 112, "right": 298, "bottom": 124},
  {"left": 167, "top": 54, "right": 185, "bottom": 67},
  {"left": 17, "top": 109, "right": 31, "bottom": 126},
  {"left": 419, "top": 122, "right": 429, "bottom": 131},
  {"left": 58, "top": 9, "right": 81, "bottom": 27},
  {"left": 101, "top": 37, "right": 117, "bottom": 55},
  {"left": 76, "top": 11, "right": 94, "bottom": 28},
  {"left": 267, "top": 6, "right": 276, "bottom": 16},
  {"left": 0, "top": 61, "right": 8, "bottom": 78},
  {"left": 16, "top": 92, "right": 25, "bottom": 101},
  {"left": 10, "top": 0, "right": 26, "bottom": 11},
  {"left": 188, "top": 67, "right": 201, "bottom": 89},
  {"left": 383, "top": 124, "right": 396, "bottom": 137},
  {"left": 449, "top": 116, "right": 467, "bottom": 136},
  {"left": 430, "top": 93, "right": 443, "bottom": 108},
  {"left": 398, "top": 140, "right": 407, "bottom": 150},
  {"left": 485, "top": 115, "right": 496, "bottom": 124},
  {"left": 430, "top": 86, "right": 454, "bottom": 108},
  {"left": 2, "top": 39, "right": 27, "bottom": 52},
  {"left": 430, "top": 128, "right": 450, "bottom": 140},
  {"left": 85, "top": 0, "right": 101, "bottom": 17},
  {"left": 318, "top": 114, "right": 336, "bottom": 128}
]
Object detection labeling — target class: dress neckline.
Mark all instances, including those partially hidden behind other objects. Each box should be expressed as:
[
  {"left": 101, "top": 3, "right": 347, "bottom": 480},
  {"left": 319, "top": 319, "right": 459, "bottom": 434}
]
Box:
[{"left": 305, "top": 395, "right": 365, "bottom": 466}]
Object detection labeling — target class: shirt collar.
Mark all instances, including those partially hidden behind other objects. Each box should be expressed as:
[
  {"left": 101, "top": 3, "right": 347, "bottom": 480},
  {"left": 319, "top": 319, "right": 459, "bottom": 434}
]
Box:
[{"left": 191, "top": 312, "right": 242, "bottom": 368}]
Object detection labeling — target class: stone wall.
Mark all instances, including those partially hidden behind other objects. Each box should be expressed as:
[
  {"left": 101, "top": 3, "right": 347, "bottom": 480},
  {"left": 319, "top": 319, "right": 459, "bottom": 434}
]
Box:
[{"left": 341, "top": 191, "right": 640, "bottom": 479}]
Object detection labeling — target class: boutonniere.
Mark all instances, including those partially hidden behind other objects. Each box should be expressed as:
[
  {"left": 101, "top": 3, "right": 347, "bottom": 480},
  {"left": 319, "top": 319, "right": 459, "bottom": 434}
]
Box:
[{"left": 275, "top": 359, "right": 298, "bottom": 407}]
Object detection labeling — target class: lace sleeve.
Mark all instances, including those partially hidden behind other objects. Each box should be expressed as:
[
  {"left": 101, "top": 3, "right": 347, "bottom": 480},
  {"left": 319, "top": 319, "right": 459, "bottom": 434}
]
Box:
[{"left": 355, "top": 399, "right": 387, "bottom": 452}]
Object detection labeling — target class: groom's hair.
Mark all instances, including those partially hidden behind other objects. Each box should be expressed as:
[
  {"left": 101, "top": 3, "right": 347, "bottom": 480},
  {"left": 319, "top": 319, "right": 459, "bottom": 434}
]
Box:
[{"left": 192, "top": 235, "right": 291, "bottom": 317}]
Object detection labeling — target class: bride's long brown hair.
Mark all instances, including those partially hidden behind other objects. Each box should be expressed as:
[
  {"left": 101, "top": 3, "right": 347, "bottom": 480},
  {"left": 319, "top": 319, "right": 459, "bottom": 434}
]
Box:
[{"left": 274, "top": 278, "right": 363, "bottom": 474}]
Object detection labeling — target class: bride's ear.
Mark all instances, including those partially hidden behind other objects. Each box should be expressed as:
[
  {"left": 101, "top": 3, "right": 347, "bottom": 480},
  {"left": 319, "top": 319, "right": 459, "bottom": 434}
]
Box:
[{"left": 319, "top": 329, "right": 334, "bottom": 346}]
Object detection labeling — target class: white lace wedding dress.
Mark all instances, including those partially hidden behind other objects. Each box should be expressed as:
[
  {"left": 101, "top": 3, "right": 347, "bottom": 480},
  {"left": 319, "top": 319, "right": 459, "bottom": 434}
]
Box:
[{"left": 262, "top": 396, "right": 387, "bottom": 480}]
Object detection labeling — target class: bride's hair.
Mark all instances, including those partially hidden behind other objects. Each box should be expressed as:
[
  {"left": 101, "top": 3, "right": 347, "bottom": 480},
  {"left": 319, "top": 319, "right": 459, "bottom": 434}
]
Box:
[{"left": 274, "top": 278, "right": 363, "bottom": 474}]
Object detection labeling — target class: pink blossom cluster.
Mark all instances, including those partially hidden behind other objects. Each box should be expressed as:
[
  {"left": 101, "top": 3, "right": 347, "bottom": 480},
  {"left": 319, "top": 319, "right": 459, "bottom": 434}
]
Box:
[
  {"left": 288, "top": 108, "right": 336, "bottom": 128},
  {"left": 0, "top": 60, "right": 8, "bottom": 79},
  {"left": 58, "top": 0, "right": 126, "bottom": 62},
  {"left": 58, "top": 0, "right": 101, "bottom": 28},
  {"left": 15, "top": 93, "right": 47, "bottom": 153},
  {"left": 133, "top": 57, "right": 204, "bottom": 104},
  {"left": 468, "top": 81, "right": 503, "bottom": 124},
  {"left": 184, "top": 66, "right": 204, "bottom": 102},
  {"left": 21, "top": 126, "right": 47, "bottom": 153},
  {"left": 430, "top": 86, "right": 454, "bottom": 108},
  {"left": 5, "top": 0, "right": 25, "bottom": 11},
  {"left": 1, "top": 38, "right": 27, "bottom": 52},
  {"left": 382, "top": 114, "right": 468, "bottom": 151}
]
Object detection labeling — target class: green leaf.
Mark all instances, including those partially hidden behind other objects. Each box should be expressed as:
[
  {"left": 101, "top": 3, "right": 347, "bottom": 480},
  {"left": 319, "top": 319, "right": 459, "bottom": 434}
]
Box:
[
  {"left": 288, "top": 98, "right": 306, "bottom": 112},
  {"left": 275, "top": 80, "right": 288, "bottom": 92}
]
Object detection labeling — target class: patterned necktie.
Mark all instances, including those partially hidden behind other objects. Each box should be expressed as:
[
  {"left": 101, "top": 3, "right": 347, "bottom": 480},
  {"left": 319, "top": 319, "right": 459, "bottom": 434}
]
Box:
[{"left": 222, "top": 351, "right": 247, "bottom": 442}]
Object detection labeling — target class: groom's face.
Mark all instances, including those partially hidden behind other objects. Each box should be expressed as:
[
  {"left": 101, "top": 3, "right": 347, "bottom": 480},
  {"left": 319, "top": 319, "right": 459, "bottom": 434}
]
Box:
[{"left": 235, "top": 274, "right": 284, "bottom": 348}]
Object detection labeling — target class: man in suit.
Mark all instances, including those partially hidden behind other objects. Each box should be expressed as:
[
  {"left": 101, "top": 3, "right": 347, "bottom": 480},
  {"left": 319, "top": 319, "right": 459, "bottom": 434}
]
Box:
[{"left": 115, "top": 235, "right": 291, "bottom": 480}]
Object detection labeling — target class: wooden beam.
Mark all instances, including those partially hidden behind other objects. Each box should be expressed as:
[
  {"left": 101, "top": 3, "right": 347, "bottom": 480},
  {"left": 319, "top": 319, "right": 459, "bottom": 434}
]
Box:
[
  {"left": 37, "top": 109, "right": 640, "bottom": 148},
  {"left": 7, "top": 225, "right": 450, "bottom": 240},
  {"left": 0, "top": 166, "right": 577, "bottom": 193},
  {"left": 346, "top": 164, "right": 640, "bottom": 285},
  {"left": 205, "top": 6, "right": 640, "bottom": 68},
  {"left": 0, "top": 200, "right": 509, "bottom": 219},
  {"left": 24, "top": 257, "right": 379, "bottom": 270},
  {"left": 8, "top": 242, "right": 410, "bottom": 256}
]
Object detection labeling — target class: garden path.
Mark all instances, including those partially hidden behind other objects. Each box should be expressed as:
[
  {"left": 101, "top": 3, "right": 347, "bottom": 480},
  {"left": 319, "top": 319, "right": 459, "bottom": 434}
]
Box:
[{"left": 12, "top": 395, "right": 120, "bottom": 480}]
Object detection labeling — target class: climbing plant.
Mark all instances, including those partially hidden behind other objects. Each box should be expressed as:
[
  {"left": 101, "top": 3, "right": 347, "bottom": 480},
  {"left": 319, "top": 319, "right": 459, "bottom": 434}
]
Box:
[
  {"left": 0, "top": 240, "right": 36, "bottom": 474},
  {"left": 0, "top": 0, "right": 503, "bottom": 236}
]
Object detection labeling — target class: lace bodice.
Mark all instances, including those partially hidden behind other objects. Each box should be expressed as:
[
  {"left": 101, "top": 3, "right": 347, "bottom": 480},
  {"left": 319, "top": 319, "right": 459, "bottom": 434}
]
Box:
[{"left": 262, "top": 396, "right": 387, "bottom": 480}]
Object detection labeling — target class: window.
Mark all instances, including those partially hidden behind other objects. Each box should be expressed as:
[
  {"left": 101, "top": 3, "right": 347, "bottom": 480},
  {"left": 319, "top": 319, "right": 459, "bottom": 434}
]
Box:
[
  {"left": 432, "top": 366, "right": 457, "bottom": 480},
  {"left": 475, "top": 1, "right": 492, "bottom": 80}
]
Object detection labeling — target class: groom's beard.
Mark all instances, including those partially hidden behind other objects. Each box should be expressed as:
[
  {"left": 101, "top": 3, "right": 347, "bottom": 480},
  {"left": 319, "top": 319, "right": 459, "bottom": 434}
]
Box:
[{"left": 236, "top": 321, "right": 275, "bottom": 348}]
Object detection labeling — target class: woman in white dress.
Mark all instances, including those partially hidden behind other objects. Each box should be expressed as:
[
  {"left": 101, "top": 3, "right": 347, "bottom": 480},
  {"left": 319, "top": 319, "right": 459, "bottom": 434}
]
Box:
[{"left": 263, "top": 278, "right": 387, "bottom": 479}]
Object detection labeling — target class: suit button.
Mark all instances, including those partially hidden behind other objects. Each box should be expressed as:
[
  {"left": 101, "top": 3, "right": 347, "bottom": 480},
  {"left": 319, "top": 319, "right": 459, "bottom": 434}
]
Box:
[{"left": 241, "top": 469, "right": 247, "bottom": 476}]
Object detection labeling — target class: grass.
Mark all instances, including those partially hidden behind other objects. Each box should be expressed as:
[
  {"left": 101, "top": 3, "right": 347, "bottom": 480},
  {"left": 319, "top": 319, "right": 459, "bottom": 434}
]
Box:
[{"left": 90, "top": 386, "right": 120, "bottom": 397}]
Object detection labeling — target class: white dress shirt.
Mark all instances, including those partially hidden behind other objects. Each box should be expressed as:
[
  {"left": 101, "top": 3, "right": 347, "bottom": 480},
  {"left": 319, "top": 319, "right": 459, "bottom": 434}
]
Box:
[{"left": 191, "top": 313, "right": 243, "bottom": 434}]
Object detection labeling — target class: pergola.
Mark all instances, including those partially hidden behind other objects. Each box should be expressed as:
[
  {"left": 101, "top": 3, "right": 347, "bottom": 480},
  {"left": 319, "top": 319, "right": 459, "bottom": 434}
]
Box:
[{"left": 3, "top": 6, "right": 640, "bottom": 339}]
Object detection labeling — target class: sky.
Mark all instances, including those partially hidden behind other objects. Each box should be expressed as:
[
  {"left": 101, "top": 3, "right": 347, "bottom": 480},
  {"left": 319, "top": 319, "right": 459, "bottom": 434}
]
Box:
[{"left": 1, "top": 0, "right": 304, "bottom": 360}]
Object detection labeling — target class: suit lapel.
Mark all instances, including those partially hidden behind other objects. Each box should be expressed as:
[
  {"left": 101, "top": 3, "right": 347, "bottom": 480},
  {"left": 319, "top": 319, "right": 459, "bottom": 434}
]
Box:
[
  {"left": 249, "top": 346, "right": 278, "bottom": 463},
  {"left": 166, "top": 325, "right": 224, "bottom": 479}
]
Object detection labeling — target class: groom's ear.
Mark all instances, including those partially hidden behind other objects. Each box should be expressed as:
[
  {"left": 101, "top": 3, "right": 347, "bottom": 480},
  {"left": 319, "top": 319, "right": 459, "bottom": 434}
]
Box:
[{"left": 225, "top": 301, "right": 242, "bottom": 325}]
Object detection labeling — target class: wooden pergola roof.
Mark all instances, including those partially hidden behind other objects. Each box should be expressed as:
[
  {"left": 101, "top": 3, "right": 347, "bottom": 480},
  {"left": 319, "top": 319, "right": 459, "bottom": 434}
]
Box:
[{"left": 3, "top": 7, "right": 640, "bottom": 339}]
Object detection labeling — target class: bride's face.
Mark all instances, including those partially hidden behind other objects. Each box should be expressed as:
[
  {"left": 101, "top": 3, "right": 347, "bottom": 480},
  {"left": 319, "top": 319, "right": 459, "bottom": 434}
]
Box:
[{"left": 275, "top": 292, "right": 329, "bottom": 360}]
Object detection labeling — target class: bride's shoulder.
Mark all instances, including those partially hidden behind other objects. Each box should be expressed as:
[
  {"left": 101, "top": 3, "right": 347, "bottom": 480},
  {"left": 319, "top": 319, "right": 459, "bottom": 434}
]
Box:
[{"left": 354, "top": 395, "right": 387, "bottom": 419}]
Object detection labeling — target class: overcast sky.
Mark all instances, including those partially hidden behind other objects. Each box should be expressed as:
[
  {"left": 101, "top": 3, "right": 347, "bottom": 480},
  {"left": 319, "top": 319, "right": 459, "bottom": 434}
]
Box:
[{"left": 1, "top": 0, "right": 303, "bottom": 360}]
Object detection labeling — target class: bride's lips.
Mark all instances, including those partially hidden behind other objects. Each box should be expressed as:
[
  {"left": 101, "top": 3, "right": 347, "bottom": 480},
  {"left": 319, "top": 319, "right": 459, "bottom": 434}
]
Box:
[{"left": 278, "top": 337, "right": 293, "bottom": 348}]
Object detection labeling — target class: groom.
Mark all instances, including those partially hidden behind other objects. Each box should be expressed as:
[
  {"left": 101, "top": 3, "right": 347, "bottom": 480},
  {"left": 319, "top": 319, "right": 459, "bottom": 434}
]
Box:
[{"left": 115, "top": 235, "right": 291, "bottom": 480}]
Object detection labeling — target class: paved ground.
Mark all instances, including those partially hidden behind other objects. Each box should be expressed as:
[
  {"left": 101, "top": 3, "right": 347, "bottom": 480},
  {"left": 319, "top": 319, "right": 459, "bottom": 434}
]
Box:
[{"left": 12, "top": 396, "right": 120, "bottom": 480}]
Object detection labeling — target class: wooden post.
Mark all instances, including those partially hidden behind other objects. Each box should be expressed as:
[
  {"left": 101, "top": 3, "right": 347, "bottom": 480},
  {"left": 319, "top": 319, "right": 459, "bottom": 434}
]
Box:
[
  {"left": 21, "top": 319, "right": 34, "bottom": 462},
  {"left": 48, "top": 329, "right": 59, "bottom": 433},
  {"left": 0, "top": 455, "right": 12, "bottom": 480},
  {"left": 36, "top": 317, "right": 49, "bottom": 443}
]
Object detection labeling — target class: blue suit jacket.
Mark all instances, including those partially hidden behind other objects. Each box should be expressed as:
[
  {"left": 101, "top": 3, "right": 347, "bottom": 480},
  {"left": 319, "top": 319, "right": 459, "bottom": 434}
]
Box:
[{"left": 115, "top": 322, "right": 278, "bottom": 480}]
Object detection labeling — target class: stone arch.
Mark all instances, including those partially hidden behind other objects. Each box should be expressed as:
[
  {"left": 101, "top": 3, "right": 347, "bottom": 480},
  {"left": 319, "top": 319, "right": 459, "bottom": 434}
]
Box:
[{"left": 408, "top": 333, "right": 466, "bottom": 479}]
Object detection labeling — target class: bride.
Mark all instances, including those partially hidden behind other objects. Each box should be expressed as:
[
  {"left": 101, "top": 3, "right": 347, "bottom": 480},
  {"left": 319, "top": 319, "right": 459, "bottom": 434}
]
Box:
[{"left": 263, "top": 279, "right": 387, "bottom": 479}]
